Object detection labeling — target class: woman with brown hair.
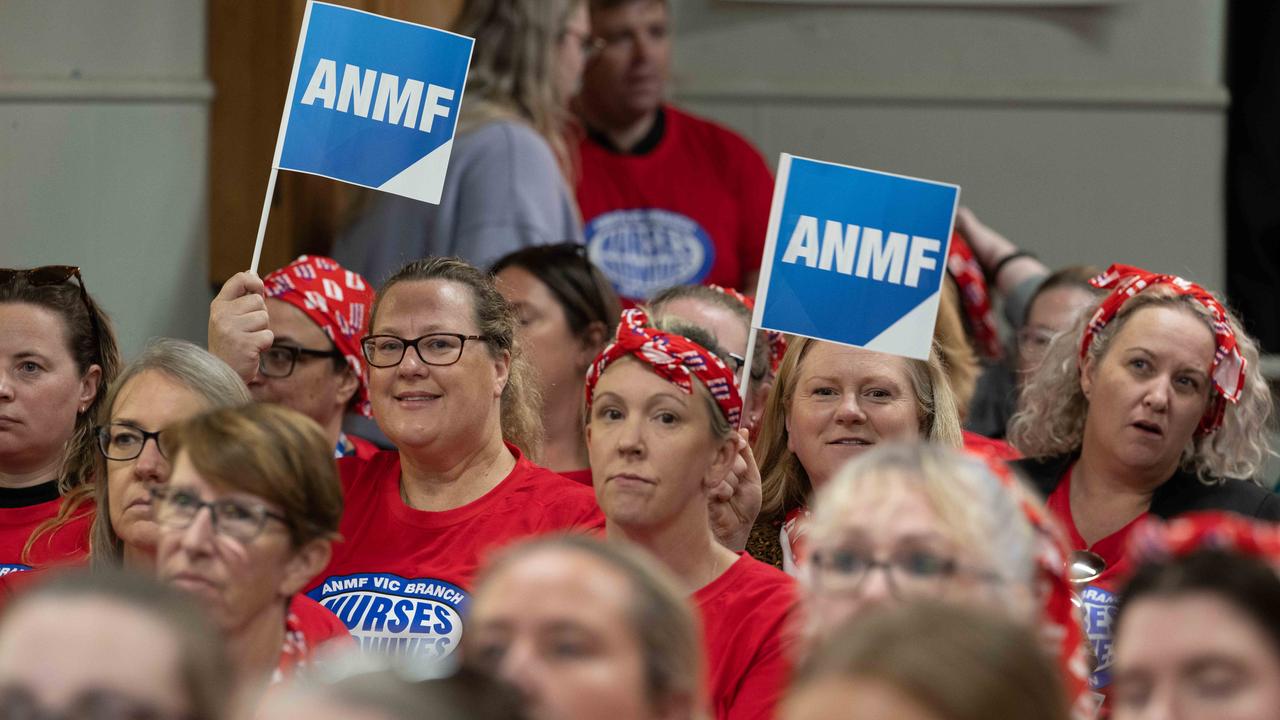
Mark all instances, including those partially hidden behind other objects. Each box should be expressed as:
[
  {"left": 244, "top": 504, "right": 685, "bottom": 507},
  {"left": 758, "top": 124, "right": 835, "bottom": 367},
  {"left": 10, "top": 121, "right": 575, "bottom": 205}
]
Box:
[
  {"left": 0, "top": 266, "right": 120, "bottom": 571},
  {"left": 334, "top": 0, "right": 588, "bottom": 282},
  {"left": 467, "top": 535, "right": 703, "bottom": 720},
  {"left": 306, "top": 257, "right": 601, "bottom": 662},
  {"left": 785, "top": 602, "right": 1070, "bottom": 720},
  {"left": 492, "top": 243, "right": 620, "bottom": 480},
  {"left": 748, "top": 337, "right": 963, "bottom": 573},
  {"left": 155, "top": 403, "right": 348, "bottom": 702}
]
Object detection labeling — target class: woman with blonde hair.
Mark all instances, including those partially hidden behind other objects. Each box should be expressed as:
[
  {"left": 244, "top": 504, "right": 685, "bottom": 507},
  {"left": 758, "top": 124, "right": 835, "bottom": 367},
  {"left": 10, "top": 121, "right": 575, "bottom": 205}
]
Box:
[
  {"left": 1008, "top": 263, "right": 1278, "bottom": 696},
  {"left": 800, "top": 442, "right": 1091, "bottom": 717},
  {"left": 747, "top": 337, "right": 963, "bottom": 573},
  {"left": 334, "top": 0, "right": 587, "bottom": 282}
]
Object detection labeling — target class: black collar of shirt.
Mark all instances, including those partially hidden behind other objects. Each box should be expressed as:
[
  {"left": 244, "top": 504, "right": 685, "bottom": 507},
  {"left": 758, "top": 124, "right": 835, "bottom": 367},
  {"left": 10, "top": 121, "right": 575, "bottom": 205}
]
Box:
[
  {"left": 585, "top": 106, "right": 666, "bottom": 156},
  {"left": 0, "top": 479, "right": 61, "bottom": 509}
]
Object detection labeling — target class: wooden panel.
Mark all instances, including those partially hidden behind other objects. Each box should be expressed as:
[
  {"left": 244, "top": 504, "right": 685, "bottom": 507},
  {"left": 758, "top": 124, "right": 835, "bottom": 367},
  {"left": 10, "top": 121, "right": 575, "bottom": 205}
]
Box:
[{"left": 207, "top": 0, "right": 463, "bottom": 285}]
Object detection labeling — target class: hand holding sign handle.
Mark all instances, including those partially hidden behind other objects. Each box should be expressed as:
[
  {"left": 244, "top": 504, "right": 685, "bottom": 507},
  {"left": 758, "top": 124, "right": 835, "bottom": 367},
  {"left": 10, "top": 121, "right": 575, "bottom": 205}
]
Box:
[{"left": 209, "top": 272, "right": 273, "bottom": 385}]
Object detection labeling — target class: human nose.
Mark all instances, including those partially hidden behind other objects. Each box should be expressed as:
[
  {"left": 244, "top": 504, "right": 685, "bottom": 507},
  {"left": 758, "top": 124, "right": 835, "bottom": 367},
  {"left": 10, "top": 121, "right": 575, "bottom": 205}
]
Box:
[
  {"left": 132, "top": 437, "right": 170, "bottom": 482},
  {"left": 495, "top": 638, "right": 544, "bottom": 704},
  {"left": 177, "top": 505, "right": 218, "bottom": 554},
  {"left": 395, "top": 341, "right": 431, "bottom": 378},
  {"left": 615, "top": 416, "right": 646, "bottom": 459},
  {"left": 833, "top": 395, "right": 867, "bottom": 425},
  {"left": 0, "top": 372, "right": 12, "bottom": 401},
  {"left": 858, "top": 563, "right": 896, "bottom": 606},
  {"left": 1143, "top": 379, "right": 1170, "bottom": 412}
]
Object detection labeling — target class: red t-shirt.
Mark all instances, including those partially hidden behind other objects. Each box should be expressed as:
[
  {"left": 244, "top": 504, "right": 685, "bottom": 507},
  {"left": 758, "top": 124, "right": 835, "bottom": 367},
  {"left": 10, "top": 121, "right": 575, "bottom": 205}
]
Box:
[
  {"left": 0, "top": 484, "right": 92, "bottom": 575},
  {"left": 961, "top": 430, "right": 1021, "bottom": 462},
  {"left": 576, "top": 105, "right": 774, "bottom": 302},
  {"left": 306, "top": 444, "right": 604, "bottom": 662},
  {"left": 558, "top": 468, "right": 593, "bottom": 487},
  {"left": 1046, "top": 466, "right": 1145, "bottom": 694},
  {"left": 694, "top": 554, "right": 797, "bottom": 720}
]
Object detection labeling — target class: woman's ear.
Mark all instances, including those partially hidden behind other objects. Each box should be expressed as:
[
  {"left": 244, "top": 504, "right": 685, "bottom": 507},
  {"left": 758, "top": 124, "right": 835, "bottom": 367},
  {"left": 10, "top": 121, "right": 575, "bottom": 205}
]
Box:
[
  {"left": 77, "top": 364, "right": 102, "bottom": 414},
  {"left": 492, "top": 349, "right": 512, "bottom": 399},
  {"left": 577, "top": 321, "right": 609, "bottom": 367},
  {"left": 704, "top": 432, "right": 738, "bottom": 494},
  {"left": 279, "top": 539, "right": 332, "bottom": 598},
  {"left": 1079, "top": 354, "right": 1095, "bottom": 401}
]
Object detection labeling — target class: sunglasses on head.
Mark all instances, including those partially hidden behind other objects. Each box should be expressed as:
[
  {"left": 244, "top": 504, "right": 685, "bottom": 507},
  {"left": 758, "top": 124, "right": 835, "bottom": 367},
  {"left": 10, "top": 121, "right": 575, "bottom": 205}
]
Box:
[{"left": 0, "top": 265, "right": 102, "bottom": 358}]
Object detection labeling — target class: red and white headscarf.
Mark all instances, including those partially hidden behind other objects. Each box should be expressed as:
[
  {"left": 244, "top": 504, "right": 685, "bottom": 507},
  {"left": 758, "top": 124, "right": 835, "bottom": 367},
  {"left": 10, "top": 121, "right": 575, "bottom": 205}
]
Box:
[
  {"left": 981, "top": 454, "right": 1094, "bottom": 720},
  {"left": 946, "top": 230, "right": 1004, "bottom": 360},
  {"left": 707, "top": 284, "right": 789, "bottom": 374},
  {"left": 585, "top": 308, "right": 743, "bottom": 428},
  {"left": 263, "top": 255, "right": 375, "bottom": 417},
  {"left": 1081, "top": 264, "right": 1245, "bottom": 436},
  {"left": 1127, "top": 511, "right": 1280, "bottom": 572}
]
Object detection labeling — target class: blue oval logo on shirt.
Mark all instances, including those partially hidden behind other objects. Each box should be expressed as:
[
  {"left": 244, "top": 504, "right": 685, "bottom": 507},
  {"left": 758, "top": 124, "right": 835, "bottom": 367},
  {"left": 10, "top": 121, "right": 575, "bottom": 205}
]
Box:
[
  {"left": 585, "top": 209, "right": 715, "bottom": 300},
  {"left": 309, "top": 573, "right": 468, "bottom": 660}
]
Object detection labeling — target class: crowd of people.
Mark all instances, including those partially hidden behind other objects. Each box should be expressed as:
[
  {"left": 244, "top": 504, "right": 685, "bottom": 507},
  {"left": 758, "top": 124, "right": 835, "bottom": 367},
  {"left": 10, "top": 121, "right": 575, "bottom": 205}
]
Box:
[{"left": 3, "top": 1, "right": 1279, "bottom": 719}]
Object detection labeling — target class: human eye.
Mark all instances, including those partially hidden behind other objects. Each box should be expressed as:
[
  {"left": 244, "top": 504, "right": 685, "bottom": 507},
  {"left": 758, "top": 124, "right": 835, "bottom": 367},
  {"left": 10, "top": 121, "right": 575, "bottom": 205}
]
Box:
[
  {"left": 468, "top": 638, "right": 509, "bottom": 671},
  {"left": 1189, "top": 662, "right": 1247, "bottom": 699},
  {"left": 15, "top": 360, "right": 44, "bottom": 376},
  {"left": 594, "top": 405, "right": 624, "bottom": 422},
  {"left": 822, "top": 548, "right": 871, "bottom": 575},
  {"left": 896, "top": 551, "right": 955, "bottom": 578},
  {"left": 110, "top": 428, "right": 143, "bottom": 449},
  {"left": 810, "top": 385, "right": 838, "bottom": 398},
  {"left": 1110, "top": 675, "right": 1152, "bottom": 709},
  {"left": 864, "top": 388, "right": 893, "bottom": 401},
  {"left": 654, "top": 410, "right": 680, "bottom": 426},
  {"left": 1127, "top": 357, "right": 1150, "bottom": 372},
  {"left": 1174, "top": 374, "right": 1203, "bottom": 393},
  {"left": 167, "top": 490, "right": 202, "bottom": 512},
  {"left": 544, "top": 630, "right": 595, "bottom": 659},
  {"left": 215, "top": 500, "right": 257, "bottom": 524}
]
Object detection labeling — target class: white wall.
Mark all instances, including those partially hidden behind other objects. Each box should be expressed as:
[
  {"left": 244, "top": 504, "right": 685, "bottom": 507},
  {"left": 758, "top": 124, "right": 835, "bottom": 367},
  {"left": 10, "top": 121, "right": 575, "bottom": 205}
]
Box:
[
  {"left": 0, "top": 0, "right": 212, "bottom": 358},
  {"left": 670, "top": 0, "right": 1228, "bottom": 290}
]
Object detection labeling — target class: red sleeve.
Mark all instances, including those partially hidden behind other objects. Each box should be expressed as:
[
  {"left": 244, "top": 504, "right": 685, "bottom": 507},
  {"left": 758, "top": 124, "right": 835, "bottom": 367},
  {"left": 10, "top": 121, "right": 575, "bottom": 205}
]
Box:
[{"left": 289, "top": 594, "right": 355, "bottom": 651}]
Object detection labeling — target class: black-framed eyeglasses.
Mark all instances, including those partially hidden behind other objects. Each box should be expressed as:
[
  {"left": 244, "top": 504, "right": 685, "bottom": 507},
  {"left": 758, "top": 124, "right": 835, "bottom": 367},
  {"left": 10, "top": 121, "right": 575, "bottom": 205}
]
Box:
[
  {"left": 810, "top": 548, "right": 1000, "bottom": 599},
  {"left": 361, "top": 333, "right": 489, "bottom": 368},
  {"left": 0, "top": 265, "right": 101, "bottom": 361},
  {"left": 258, "top": 343, "right": 344, "bottom": 378},
  {"left": 96, "top": 423, "right": 166, "bottom": 462},
  {"left": 150, "top": 486, "right": 288, "bottom": 544}
]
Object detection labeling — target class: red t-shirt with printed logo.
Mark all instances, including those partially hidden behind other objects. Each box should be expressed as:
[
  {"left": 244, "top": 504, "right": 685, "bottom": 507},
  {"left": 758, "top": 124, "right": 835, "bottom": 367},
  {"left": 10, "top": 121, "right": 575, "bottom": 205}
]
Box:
[
  {"left": 0, "top": 484, "right": 92, "bottom": 576},
  {"left": 1046, "top": 465, "right": 1145, "bottom": 697},
  {"left": 694, "top": 553, "right": 797, "bottom": 720},
  {"left": 306, "top": 444, "right": 604, "bottom": 663},
  {"left": 576, "top": 105, "right": 773, "bottom": 303}
]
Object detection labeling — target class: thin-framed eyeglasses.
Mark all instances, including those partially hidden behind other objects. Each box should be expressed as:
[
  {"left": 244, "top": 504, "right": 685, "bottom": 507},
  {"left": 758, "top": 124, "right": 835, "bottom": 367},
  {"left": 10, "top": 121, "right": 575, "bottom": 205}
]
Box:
[
  {"left": 0, "top": 265, "right": 101, "bottom": 360},
  {"left": 0, "top": 685, "right": 192, "bottom": 720},
  {"left": 150, "top": 486, "right": 288, "bottom": 544},
  {"left": 361, "top": 333, "right": 489, "bottom": 368},
  {"left": 258, "top": 343, "right": 344, "bottom": 378},
  {"left": 809, "top": 547, "right": 1001, "bottom": 599},
  {"left": 96, "top": 423, "right": 167, "bottom": 462}
]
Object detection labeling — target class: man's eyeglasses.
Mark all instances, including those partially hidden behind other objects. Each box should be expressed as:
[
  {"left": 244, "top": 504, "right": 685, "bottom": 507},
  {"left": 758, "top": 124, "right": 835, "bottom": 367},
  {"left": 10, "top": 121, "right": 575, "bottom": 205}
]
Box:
[
  {"left": 0, "top": 266, "right": 101, "bottom": 360},
  {"left": 258, "top": 344, "right": 344, "bottom": 379},
  {"left": 361, "top": 333, "right": 489, "bottom": 368},
  {"left": 96, "top": 423, "right": 166, "bottom": 462},
  {"left": 150, "top": 486, "right": 287, "bottom": 544},
  {"left": 810, "top": 547, "right": 999, "bottom": 599}
]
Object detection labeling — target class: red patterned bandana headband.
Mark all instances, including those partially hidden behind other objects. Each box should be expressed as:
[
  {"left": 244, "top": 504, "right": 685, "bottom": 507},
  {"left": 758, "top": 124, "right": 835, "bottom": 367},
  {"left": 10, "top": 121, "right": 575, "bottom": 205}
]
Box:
[
  {"left": 586, "top": 308, "right": 743, "bottom": 428},
  {"left": 1128, "top": 512, "right": 1280, "bottom": 572},
  {"left": 1081, "top": 264, "right": 1245, "bottom": 436},
  {"left": 263, "top": 255, "right": 375, "bottom": 418},
  {"left": 707, "top": 284, "right": 789, "bottom": 374}
]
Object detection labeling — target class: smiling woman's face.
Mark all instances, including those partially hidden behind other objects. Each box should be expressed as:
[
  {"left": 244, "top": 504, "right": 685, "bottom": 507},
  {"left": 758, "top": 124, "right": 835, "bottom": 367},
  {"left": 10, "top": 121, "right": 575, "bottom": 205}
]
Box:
[{"left": 785, "top": 343, "right": 921, "bottom": 492}]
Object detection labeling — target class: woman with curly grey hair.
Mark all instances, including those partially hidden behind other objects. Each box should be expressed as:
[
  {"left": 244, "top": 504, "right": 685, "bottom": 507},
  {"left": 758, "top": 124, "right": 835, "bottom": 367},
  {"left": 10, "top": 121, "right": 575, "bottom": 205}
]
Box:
[{"left": 1008, "top": 263, "right": 1278, "bottom": 697}]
